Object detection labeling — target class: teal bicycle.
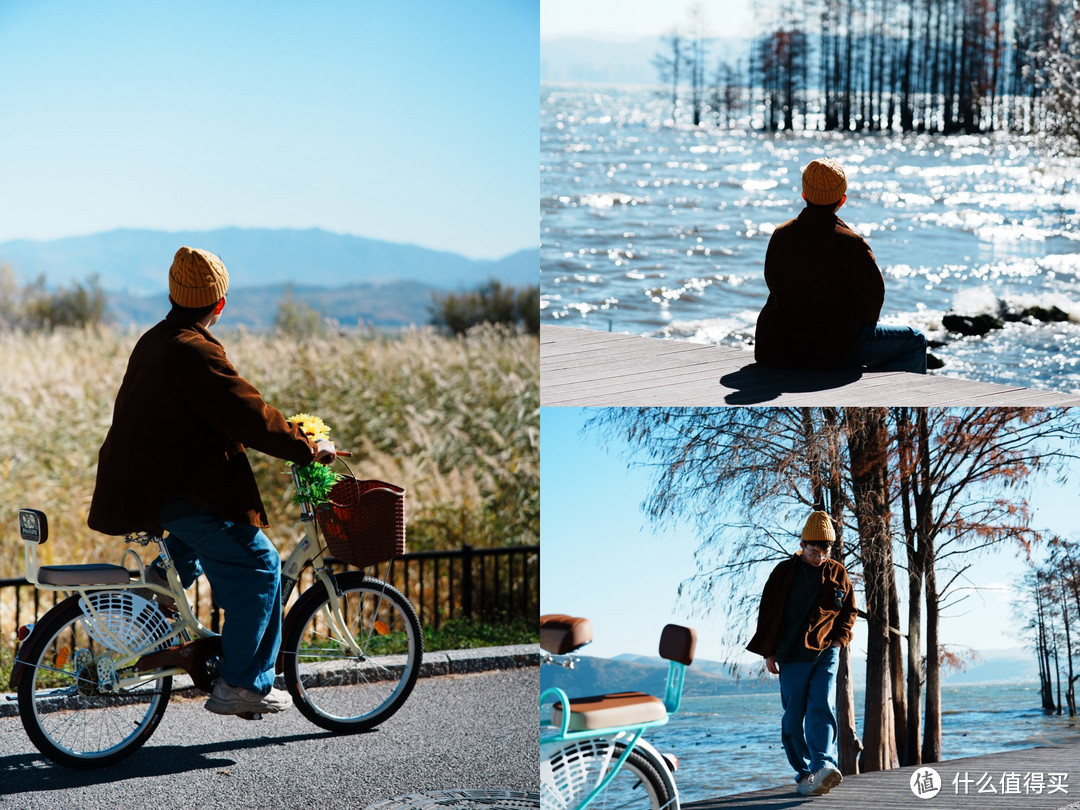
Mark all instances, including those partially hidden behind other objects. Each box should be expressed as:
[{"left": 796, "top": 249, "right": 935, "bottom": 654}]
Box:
[{"left": 540, "top": 614, "right": 696, "bottom": 810}]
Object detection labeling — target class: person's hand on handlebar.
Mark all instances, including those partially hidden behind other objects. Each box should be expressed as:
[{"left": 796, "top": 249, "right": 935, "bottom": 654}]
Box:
[{"left": 314, "top": 440, "right": 337, "bottom": 465}]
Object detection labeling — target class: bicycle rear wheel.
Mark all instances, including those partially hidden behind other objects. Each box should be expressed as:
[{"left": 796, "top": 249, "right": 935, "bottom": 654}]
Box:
[
  {"left": 16, "top": 596, "right": 172, "bottom": 768},
  {"left": 541, "top": 738, "right": 677, "bottom": 810},
  {"left": 282, "top": 572, "right": 422, "bottom": 732}
]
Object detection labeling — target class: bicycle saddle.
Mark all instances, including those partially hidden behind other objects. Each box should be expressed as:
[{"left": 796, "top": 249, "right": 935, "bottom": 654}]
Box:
[
  {"left": 551, "top": 690, "right": 667, "bottom": 731},
  {"left": 540, "top": 614, "right": 593, "bottom": 655},
  {"left": 546, "top": 623, "right": 697, "bottom": 732}
]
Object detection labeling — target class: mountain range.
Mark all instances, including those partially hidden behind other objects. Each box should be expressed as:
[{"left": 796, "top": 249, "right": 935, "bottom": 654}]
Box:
[
  {"left": 0, "top": 227, "right": 538, "bottom": 329},
  {"left": 541, "top": 648, "right": 1041, "bottom": 699}
]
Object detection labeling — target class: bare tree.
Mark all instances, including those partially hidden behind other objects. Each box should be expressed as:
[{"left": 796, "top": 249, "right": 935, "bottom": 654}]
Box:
[
  {"left": 1037, "top": 0, "right": 1080, "bottom": 153},
  {"left": 684, "top": 2, "right": 712, "bottom": 126},
  {"left": 587, "top": 406, "right": 1080, "bottom": 774},
  {"left": 653, "top": 30, "right": 686, "bottom": 124}
]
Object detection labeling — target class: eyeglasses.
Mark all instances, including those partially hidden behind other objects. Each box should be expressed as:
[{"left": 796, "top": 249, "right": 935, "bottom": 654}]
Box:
[{"left": 805, "top": 543, "right": 832, "bottom": 555}]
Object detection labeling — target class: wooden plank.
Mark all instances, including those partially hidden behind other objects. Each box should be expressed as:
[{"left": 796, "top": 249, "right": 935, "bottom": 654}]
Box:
[
  {"left": 683, "top": 744, "right": 1080, "bottom": 809},
  {"left": 540, "top": 325, "right": 1080, "bottom": 407}
]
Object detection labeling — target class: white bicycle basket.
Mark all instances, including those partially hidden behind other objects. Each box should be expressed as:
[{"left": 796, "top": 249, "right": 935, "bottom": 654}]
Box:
[
  {"left": 541, "top": 736, "right": 621, "bottom": 810},
  {"left": 78, "top": 591, "right": 172, "bottom": 654}
]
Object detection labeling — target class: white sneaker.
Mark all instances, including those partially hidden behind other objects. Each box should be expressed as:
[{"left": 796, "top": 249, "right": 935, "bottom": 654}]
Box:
[
  {"left": 796, "top": 774, "right": 815, "bottom": 796},
  {"left": 205, "top": 680, "right": 292, "bottom": 715},
  {"left": 810, "top": 765, "right": 843, "bottom": 795}
]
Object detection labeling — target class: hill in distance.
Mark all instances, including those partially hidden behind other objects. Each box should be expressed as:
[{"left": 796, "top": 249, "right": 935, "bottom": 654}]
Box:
[
  {"left": 0, "top": 227, "right": 538, "bottom": 329},
  {"left": 542, "top": 647, "right": 1040, "bottom": 699}
]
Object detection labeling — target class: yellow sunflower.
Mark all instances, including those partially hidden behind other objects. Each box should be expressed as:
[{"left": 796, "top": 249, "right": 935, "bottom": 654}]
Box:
[{"left": 288, "top": 412, "right": 331, "bottom": 442}]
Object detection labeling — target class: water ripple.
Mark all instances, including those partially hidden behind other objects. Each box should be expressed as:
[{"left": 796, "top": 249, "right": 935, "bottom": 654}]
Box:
[{"left": 541, "top": 84, "right": 1080, "bottom": 392}]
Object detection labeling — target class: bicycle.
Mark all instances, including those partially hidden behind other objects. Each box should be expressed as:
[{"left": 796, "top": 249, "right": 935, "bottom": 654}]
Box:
[
  {"left": 8, "top": 459, "right": 423, "bottom": 769},
  {"left": 539, "top": 614, "right": 696, "bottom": 810}
]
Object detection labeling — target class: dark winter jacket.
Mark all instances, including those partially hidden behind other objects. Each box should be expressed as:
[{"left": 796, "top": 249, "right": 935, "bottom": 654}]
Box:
[
  {"left": 746, "top": 554, "right": 858, "bottom": 659},
  {"left": 754, "top": 206, "right": 885, "bottom": 368},
  {"left": 88, "top": 309, "right": 317, "bottom": 535}
]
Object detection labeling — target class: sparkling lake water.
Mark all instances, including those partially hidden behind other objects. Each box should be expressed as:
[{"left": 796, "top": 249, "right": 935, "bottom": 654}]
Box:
[
  {"left": 540, "top": 84, "right": 1080, "bottom": 394},
  {"left": 647, "top": 682, "right": 1080, "bottom": 799}
]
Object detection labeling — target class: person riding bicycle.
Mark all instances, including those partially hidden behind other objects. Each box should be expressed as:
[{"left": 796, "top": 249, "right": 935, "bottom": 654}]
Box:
[{"left": 88, "top": 246, "right": 336, "bottom": 717}]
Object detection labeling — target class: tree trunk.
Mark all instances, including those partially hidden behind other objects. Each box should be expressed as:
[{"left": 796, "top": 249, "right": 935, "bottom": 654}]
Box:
[
  {"left": 1039, "top": 581, "right": 1057, "bottom": 712},
  {"left": 922, "top": 550, "right": 942, "bottom": 763},
  {"left": 1062, "top": 580, "right": 1076, "bottom": 717},
  {"left": 897, "top": 407, "right": 924, "bottom": 767},
  {"left": 905, "top": 565, "right": 924, "bottom": 766},
  {"left": 889, "top": 571, "right": 907, "bottom": 758},
  {"left": 916, "top": 408, "right": 941, "bottom": 764},
  {"left": 848, "top": 408, "right": 898, "bottom": 772}
]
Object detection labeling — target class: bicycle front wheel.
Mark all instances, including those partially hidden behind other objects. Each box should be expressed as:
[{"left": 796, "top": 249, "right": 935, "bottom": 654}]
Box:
[
  {"left": 16, "top": 596, "right": 172, "bottom": 769},
  {"left": 282, "top": 572, "right": 422, "bottom": 733},
  {"left": 541, "top": 738, "right": 677, "bottom": 810}
]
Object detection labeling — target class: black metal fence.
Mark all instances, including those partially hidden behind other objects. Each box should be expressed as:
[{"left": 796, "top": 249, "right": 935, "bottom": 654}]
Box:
[{"left": 0, "top": 544, "right": 539, "bottom": 654}]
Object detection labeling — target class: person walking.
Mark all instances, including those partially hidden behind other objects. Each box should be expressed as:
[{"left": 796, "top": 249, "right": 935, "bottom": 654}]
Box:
[
  {"left": 88, "top": 246, "right": 336, "bottom": 717},
  {"left": 754, "top": 157, "right": 928, "bottom": 373},
  {"left": 746, "top": 511, "right": 858, "bottom": 797}
]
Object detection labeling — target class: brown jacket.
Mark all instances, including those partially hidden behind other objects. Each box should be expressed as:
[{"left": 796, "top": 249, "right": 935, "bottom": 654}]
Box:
[
  {"left": 754, "top": 207, "right": 884, "bottom": 368},
  {"left": 746, "top": 554, "right": 858, "bottom": 658},
  {"left": 88, "top": 310, "right": 317, "bottom": 535}
]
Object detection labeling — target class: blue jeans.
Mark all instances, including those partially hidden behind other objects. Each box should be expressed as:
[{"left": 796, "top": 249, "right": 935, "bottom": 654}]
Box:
[
  {"left": 850, "top": 324, "right": 928, "bottom": 373},
  {"left": 778, "top": 646, "right": 841, "bottom": 781},
  {"left": 155, "top": 498, "right": 282, "bottom": 695}
]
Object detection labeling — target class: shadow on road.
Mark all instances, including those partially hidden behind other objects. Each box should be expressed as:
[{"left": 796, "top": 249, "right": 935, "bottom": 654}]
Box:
[{"left": 0, "top": 728, "right": 362, "bottom": 791}]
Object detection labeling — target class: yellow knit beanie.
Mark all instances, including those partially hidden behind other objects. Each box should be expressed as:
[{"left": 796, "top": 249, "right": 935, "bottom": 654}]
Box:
[
  {"left": 801, "top": 511, "right": 836, "bottom": 544},
  {"left": 168, "top": 247, "right": 229, "bottom": 308},
  {"left": 802, "top": 158, "right": 847, "bottom": 206}
]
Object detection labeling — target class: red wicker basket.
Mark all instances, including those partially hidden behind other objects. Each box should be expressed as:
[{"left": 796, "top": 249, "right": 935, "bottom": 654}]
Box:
[{"left": 315, "top": 477, "right": 406, "bottom": 568}]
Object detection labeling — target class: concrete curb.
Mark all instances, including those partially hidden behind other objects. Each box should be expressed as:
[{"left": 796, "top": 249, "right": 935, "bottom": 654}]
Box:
[{"left": 0, "top": 644, "right": 539, "bottom": 719}]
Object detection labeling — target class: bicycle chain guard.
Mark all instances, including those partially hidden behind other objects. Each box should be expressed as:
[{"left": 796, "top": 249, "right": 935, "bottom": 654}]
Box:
[{"left": 134, "top": 635, "right": 223, "bottom": 693}]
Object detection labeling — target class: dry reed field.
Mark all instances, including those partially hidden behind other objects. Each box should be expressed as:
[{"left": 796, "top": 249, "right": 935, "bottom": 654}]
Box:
[{"left": 0, "top": 324, "right": 539, "bottom": 580}]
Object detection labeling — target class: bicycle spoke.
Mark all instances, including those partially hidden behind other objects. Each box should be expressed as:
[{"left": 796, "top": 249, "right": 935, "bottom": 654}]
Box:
[
  {"left": 283, "top": 574, "right": 421, "bottom": 731},
  {"left": 18, "top": 600, "right": 172, "bottom": 767}
]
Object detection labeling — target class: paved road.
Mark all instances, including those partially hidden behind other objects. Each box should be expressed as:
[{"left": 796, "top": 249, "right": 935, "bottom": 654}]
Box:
[{"left": 0, "top": 666, "right": 539, "bottom": 809}]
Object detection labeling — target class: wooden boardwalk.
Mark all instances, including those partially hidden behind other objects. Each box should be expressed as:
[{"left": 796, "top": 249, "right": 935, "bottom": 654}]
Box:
[
  {"left": 684, "top": 743, "right": 1080, "bottom": 809},
  {"left": 540, "top": 325, "right": 1080, "bottom": 407}
]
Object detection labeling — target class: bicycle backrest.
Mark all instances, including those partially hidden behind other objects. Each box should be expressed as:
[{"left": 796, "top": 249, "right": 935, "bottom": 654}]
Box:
[
  {"left": 540, "top": 614, "right": 593, "bottom": 655},
  {"left": 19, "top": 509, "right": 49, "bottom": 544},
  {"left": 658, "top": 624, "right": 696, "bottom": 715},
  {"left": 18, "top": 508, "right": 49, "bottom": 586},
  {"left": 659, "top": 624, "right": 696, "bottom": 666}
]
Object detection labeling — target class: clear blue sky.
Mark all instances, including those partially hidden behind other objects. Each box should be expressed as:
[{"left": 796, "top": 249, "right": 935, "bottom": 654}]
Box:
[
  {"left": 541, "top": 407, "right": 1080, "bottom": 664},
  {"left": 0, "top": 1, "right": 537, "bottom": 260},
  {"left": 541, "top": 0, "right": 751, "bottom": 40}
]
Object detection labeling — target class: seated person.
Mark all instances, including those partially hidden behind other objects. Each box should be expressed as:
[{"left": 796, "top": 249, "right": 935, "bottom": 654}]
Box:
[{"left": 754, "top": 158, "right": 927, "bottom": 374}]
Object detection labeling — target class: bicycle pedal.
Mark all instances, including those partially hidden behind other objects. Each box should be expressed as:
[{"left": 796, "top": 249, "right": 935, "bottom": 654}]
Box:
[{"left": 236, "top": 712, "right": 263, "bottom": 721}]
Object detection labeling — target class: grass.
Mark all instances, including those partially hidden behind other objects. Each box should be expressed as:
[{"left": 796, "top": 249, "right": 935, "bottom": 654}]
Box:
[
  {"left": 423, "top": 616, "right": 538, "bottom": 650},
  {"left": 0, "top": 323, "right": 538, "bottom": 680},
  {"left": 0, "top": 323, "right": 538, "bottom": 577}
]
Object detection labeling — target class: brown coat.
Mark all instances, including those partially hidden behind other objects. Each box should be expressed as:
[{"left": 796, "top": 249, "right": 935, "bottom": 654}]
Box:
[
  {"left": 754, "top": 206, "right": 884, "bottom": 368},
  {"left": 88, "top": 310, "right": 317, "bottom": 535},
  {"left": 746, "top": 554, "right": 858, "bottom": 658}
]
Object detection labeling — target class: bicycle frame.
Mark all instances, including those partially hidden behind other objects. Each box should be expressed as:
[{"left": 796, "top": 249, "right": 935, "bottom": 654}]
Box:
[
  {"left": 13, "top": 465, "right": 363, "bottom": 691},
  {"left": 540, "top": 657, "right": 689, "bottom": 810},
  {"left": 279, "top": 465, "right": 368, "bottom": 661}
]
